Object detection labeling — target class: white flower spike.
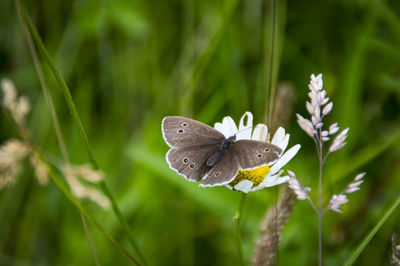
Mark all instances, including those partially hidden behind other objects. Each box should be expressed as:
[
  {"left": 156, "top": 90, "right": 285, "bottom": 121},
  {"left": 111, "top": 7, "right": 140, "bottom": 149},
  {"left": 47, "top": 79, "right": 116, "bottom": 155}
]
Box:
[
  {"left": 327, "top": 194, "right": 348, "bottom": 213},
  {"left": 297, "top": 74, "right": 351, "bottom": 155},
  {"left": 214, "top": 112, "right": 301, "bottom": 193},
  {"left": 287, "top": 170, "right": 311, "bottom": 200},
  {"left": 326, "top": 172, "right": 366, "bottom": 213}
]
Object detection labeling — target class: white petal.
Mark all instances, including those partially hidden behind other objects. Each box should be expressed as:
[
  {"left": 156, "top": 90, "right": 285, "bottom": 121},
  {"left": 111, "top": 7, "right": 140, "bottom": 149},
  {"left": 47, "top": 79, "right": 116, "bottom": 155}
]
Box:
[
  {"left": 277, "top": 133, "right": 290, "bottom": 152},
  {"left": 251, "top": 174, "right": 289, "bottom": 191},
  {"left": 271, "top": 127, "right": 285, "bottom": 146},
  {"left": 224, "top": 184, "right": 234, "bottom": 190},
  {"left": 222, "top": 116, "right": 238, "bottom": 137},
  {"left": 252, "top": 173, "right": 277, "bottom": 191},
  {"left": 252, "top": 124, "right": 268, "bottom": 141},
  {"left": 249, "top": 175, "right": 272, "bottom": 191},
  {"left": 237, "top": 112, "right": 253, "bottom": 140},
  {"left": 250, "top": 184, "right": 266, "bottom": 192},
  {"left": 234, "top": 180, "right": 253, "bottom": 193},
  {"left": 270, "top": 144, "right": 301, "bottom": 175},
  {"left": 214, "top": 116, "right": 238, "bottom": 138},
  {"left": 214, "top": 122, "right": 227, "bottom": 136},
  {"left": 264, "top": 175, "right": 290, "bottom": 187}
]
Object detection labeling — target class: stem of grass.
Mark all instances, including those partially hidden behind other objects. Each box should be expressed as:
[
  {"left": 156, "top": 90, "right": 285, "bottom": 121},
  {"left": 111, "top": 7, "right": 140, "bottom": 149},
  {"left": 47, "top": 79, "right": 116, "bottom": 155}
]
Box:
[
  {"left": 266, "top": 0, "right": 279, "bottom": 125},
  {"left": 318, "top": 152, "right": 323, "bottom": 266},
  {"left": 14, "top": 1, "right": 101, "bottom": 264},
  {"left": 234, "top": 192, "right": 247, "bottom": 266},
  {"left": 15, "top": 1, "right": 146, "bottom": 264},
  {"left": 81, "top": 214, "right": 101, "bottom": 266},
  {"left": 317, "top": 133, "right": 324, "bottom": 266},
  {"left": 47, "top": 166, "right": 140, "bottom": 265},
  {"left": 345, "top": 196, "right": 400, "bottom": 266}
]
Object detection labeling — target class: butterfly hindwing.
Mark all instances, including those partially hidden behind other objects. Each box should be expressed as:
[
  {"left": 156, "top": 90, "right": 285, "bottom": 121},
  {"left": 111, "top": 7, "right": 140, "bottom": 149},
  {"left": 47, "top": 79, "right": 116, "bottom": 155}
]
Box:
[
  {"left": 166, "top": 146, "right": 218, "bottom": 181},
  {"left": 231, "top": 140, "right": 282, "bottom": 170},
  {"left": 201, "top": 152, "right": 239, "bottom": 186}
]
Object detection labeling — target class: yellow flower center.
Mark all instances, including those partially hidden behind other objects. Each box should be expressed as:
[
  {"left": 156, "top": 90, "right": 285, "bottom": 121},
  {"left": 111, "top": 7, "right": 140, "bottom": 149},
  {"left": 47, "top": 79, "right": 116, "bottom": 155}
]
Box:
[{"left": 229, "top": 165, "right": 270, "bottom": 188}]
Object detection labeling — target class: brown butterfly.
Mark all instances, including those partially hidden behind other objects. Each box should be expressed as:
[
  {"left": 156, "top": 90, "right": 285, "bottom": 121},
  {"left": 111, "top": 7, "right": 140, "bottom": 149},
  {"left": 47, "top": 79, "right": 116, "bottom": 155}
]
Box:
[{"left": 162, "top": 116, "right": 282, "bottom": 186}]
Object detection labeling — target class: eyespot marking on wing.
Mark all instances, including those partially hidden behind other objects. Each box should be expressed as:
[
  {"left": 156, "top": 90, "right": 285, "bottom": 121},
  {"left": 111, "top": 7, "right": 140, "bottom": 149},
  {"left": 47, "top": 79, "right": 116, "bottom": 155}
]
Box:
[
  {"left": 177, "top": 129, "right": 184, "bottom": 134},
  {"left": 264, "top": 148, "right": 270, "bottom": 152},
  {"left": 257, "top": 154, "right": 262, "bottom": 158},
  {"left": 182, "top": 123, "right": 188, "bottom": 127},
  {"left": 215, "top": 172, "right": 221, "bottom": 177},
  {"left": 189, "top": 163, "right": 195, "bottom": 168},
  {"left": 182, "top": 158, "right": 189, "bottom": 164}
]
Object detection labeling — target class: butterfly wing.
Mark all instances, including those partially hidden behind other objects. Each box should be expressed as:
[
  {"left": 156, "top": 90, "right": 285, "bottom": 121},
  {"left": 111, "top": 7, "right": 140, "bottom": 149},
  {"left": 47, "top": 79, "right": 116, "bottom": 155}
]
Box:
[
  {"left": 231, "top": 140, "right": 282, "bottom": 170},
  {"left": 162, "top": 116, "right": 225, "bottom": 148},
  {"left": 201, "top": 151, "right": 239, "bottom": 187},
  {"left": 166, "top": 146, "right": 216, "bottom": 181},
  {"left": 162, "top": 116, "right": 225, "bottom": 181}
]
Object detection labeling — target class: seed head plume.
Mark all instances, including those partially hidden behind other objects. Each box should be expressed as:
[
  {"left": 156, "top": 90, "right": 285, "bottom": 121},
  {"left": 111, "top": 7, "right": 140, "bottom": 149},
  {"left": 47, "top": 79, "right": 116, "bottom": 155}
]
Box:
[{"left": 253, "top": 184, "right": 297, "bottom": 266}]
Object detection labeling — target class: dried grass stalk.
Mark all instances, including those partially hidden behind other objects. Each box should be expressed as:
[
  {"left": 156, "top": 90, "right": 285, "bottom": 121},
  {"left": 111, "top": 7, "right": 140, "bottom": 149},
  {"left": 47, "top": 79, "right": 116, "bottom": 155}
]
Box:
[
  {"left": 269, "top": 82, "right": 295, "bottom": 134},
  {"left": 253, "top": 184, "right": 297, "bottom": 266}
]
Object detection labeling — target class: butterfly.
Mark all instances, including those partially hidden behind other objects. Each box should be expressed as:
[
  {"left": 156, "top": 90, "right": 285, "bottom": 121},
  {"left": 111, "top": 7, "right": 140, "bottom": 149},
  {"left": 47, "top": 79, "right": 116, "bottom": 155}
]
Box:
[{"left": 161, "top": 116, "right": 282, "bottom": 186}]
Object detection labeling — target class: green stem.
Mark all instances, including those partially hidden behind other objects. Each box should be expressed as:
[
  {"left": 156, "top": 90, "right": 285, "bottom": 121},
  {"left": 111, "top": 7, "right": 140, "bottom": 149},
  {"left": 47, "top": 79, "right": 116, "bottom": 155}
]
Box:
[
  {"left": 20, "top": 0, "right": 97, "bottom": 168},
  {"left": 100, "top": 183, "right": 147, "bottom": 265},
  {"left": 80, "top": 213, "right": 101, "bottom": 266},
  {"left": 345, "top": 196, "right": 400, "bottom": 266},
  {"left": 266, "top": 0, "right": 279, "bottom": 125},
  {"left": 234, "top": 192, "right": 247, "bottom": 266},
  {"left": 13, "top": 1, "right": 101, "bottom": 264},
  {"left": 318, "top": 140, "right": 323, "bottom": 266},
  {"left": 47, "top": 166, "right": 140, "bottom": 265},
  {"left": 18, "top": 2, "right": 146, "bottom": 265}
]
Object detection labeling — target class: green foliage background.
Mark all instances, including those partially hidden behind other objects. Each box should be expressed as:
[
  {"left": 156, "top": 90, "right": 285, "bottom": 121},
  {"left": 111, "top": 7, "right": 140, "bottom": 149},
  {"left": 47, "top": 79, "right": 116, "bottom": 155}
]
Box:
[{"left": 1, "top": 0, "right": 400, "bottom": 265}]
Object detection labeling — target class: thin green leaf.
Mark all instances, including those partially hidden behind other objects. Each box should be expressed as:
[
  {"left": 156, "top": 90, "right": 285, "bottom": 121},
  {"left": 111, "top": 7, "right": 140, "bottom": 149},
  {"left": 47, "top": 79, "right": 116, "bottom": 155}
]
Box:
[
  {"left": 345, "top": 196, "right": 400, "bottom": 266},
  {"left": 18, "top": 1, "right": 146, "bottom": 264},
  {"left": 47, "top": 166, "right": 140, "bottom": 265}
]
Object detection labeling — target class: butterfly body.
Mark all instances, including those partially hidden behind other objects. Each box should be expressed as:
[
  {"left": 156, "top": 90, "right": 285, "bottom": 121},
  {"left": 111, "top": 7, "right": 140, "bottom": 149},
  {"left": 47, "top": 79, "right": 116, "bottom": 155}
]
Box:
[
  {"left": 162, "top": 116, "right": 282, "bottom": 187},
  {"left": 206, "top": 136, "right": 235, "bottom": 167}
]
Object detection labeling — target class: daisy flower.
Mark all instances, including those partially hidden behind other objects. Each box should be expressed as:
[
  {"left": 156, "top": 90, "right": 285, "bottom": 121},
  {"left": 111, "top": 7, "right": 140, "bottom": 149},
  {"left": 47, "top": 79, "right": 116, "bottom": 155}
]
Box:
[{"left": 214, "top": 111, "right": 301, "bottom": 193}]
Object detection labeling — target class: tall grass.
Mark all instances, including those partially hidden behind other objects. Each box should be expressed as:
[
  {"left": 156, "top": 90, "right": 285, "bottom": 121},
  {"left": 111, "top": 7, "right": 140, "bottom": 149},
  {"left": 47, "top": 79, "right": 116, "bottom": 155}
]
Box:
[{"left": 1, "top": 0, "right": 400, "bottom": 265}]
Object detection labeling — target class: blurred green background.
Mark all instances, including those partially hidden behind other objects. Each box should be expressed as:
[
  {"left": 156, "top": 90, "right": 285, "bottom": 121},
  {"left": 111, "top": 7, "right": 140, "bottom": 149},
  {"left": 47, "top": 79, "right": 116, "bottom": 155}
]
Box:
[{"left": 1, "top": 0, "right": 400, "bottom": 265}]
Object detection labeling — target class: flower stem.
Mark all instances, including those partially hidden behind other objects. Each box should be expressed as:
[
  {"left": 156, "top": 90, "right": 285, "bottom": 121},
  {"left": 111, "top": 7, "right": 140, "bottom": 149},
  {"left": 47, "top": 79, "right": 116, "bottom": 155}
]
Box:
[
  {"left": 234, "top": 192, "right": 247, "bottom": 266},
  {"left": 318, "top": 141, "right": 323, "bottom": 266}
]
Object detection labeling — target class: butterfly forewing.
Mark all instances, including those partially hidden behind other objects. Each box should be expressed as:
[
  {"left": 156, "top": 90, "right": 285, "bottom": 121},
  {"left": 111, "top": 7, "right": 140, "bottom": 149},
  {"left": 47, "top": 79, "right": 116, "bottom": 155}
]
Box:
[
  {"left": 201, "top": 151, "right": 239, "bottom": 186},
  {"left": 232, "top": 140, "right": 282, "bottom": 170},
  {"left": 162, "top": 116, "right": 225, "bottom": 148}
]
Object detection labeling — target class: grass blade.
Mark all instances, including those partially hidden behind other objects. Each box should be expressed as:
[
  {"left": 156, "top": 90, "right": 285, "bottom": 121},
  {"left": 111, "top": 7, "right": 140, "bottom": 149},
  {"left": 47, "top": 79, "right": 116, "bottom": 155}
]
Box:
[
  {"left": 17, "top": 1, "right": 146, "bottom": 264},
  {"left": 14, "top": 1, "right": 101, "bottom": 264},
  {"left": 265, "top": 0, "right": 279, "bottom": 126},
  {"left": 47, "top": 166, "right": 140, "bottom": 265},
  {"left": 345, "top": 196, "right": 400, "bottom": 266}
]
